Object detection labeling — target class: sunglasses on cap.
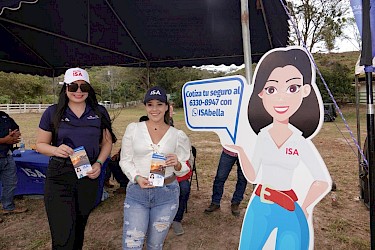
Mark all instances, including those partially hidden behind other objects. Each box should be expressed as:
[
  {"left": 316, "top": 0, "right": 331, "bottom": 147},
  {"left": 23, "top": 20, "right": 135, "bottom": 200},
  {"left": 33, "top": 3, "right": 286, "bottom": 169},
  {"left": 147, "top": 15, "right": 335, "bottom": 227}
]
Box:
[{"left": 66, "top": 83, "right": 90, "bottom": 93}]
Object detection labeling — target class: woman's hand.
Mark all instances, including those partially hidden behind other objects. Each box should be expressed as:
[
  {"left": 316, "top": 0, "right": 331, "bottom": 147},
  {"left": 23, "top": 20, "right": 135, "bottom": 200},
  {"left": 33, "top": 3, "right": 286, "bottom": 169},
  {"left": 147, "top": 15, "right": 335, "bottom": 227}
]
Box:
[
  {"left": 135, "top": 175, "right": 154, "bottom": 189},
  {"left": 166, "top": 153, "right": 181, "bottom": 171},
  {"left": 52, "top": 144, "right": 74, "bottom": 158},
  {"left": 87, "top": 162, "right": 101, "bottom": 179}
]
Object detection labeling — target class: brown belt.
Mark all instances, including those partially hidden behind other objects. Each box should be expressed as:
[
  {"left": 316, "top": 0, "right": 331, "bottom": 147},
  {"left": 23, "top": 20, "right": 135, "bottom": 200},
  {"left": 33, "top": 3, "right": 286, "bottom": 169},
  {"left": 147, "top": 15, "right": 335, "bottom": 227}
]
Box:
[
  {"left": 255, "top": 184, "right": 298, "bottom": 211},
  {"left": 164, "top": 174, "right": 176, "bottom": 185}
]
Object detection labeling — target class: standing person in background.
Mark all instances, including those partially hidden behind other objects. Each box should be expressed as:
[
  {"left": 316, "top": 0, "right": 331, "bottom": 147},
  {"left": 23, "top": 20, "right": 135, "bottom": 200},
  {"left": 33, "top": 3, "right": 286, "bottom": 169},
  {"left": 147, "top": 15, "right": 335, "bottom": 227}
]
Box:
[
  {"left": 36, "top": 67, "right": 117, "bottom": 250},
  {"left": 172, "top": 157, "right": 193, "bottom": 236},
  {"left": 204, "top": 148, "right": 248, "bottom": 217},
  {"left": 120, "top": 86, "right": 190, "bottom": 250},
  {"left": 169, "top": 101, "right": 175, "bottom": 127},
  {"left": 0, "top": 111, "right": 27, "bottom": 216},
  {"left": 107, "top": 148, "right": 128, "bottom": 194}
]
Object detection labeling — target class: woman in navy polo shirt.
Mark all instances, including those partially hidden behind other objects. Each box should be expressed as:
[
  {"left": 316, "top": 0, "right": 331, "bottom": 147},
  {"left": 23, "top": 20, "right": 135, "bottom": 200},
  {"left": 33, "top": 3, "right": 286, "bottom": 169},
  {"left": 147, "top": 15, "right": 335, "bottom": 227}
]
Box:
[{"left": 36, "top": 67, "right": 116, "bottom": 250}]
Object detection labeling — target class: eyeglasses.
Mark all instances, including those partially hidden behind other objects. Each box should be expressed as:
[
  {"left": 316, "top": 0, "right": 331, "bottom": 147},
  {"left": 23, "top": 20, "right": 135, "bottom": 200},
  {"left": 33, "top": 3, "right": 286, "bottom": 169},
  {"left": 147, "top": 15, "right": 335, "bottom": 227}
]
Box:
[{"left": 66, "top": 83, "right": 90, "bottom": 92}]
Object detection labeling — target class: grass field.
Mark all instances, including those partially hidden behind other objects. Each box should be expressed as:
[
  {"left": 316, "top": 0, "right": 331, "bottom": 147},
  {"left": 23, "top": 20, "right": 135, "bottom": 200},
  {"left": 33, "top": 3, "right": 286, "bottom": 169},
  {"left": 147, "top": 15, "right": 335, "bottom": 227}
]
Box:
[{"left": 0, "top": 103, "right": 371, "bottom": 249}]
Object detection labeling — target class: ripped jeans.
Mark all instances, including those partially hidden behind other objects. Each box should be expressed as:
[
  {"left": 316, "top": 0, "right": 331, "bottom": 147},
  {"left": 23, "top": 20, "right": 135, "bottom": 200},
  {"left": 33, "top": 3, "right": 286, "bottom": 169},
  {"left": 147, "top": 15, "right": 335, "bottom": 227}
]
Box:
[{"left": 123, "top": 180, "right": 179, "bottom": 250}]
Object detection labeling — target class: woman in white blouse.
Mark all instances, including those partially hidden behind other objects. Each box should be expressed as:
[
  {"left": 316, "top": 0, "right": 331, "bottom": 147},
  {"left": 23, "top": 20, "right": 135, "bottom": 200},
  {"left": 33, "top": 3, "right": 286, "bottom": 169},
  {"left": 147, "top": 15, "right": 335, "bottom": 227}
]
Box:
[{"left": 119, "top": 86, "right": 190, "bottom": 250}]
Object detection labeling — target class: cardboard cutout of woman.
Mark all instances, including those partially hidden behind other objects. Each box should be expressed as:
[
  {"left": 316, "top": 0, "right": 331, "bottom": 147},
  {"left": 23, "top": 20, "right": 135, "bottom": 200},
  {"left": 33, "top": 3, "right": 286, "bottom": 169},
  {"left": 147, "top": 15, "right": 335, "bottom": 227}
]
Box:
[{"left": 228, "top": 46, "right": 332, "bottom": 250}]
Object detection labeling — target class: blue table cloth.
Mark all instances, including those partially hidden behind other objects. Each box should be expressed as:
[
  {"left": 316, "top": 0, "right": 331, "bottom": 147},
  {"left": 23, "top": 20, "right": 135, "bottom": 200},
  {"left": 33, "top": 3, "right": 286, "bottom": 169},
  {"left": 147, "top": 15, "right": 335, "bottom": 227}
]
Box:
[
  {"left": 0, "top": 149, "right": 107, "bottom": 206},
  {"left": 12, "top": 149, "right": 50, "bottom": 195}
]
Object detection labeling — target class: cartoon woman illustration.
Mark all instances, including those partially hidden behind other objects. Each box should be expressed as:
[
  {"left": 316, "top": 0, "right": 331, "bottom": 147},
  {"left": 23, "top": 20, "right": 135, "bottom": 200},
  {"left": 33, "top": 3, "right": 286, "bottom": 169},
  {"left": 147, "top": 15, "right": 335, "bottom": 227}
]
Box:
[{"left": 228, "top": 47, "right": 332, "bottom": 250}]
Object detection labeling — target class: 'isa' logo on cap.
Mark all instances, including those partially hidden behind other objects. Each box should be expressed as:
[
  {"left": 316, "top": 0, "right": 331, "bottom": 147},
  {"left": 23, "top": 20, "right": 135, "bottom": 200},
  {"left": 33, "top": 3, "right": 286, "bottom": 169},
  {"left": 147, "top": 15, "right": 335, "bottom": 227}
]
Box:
[
  {"left": 150, "top": 90, "right": 161, "bottom": 96},
  {"left": 73, "top": 70, "right": 83, "bottom": 76}
]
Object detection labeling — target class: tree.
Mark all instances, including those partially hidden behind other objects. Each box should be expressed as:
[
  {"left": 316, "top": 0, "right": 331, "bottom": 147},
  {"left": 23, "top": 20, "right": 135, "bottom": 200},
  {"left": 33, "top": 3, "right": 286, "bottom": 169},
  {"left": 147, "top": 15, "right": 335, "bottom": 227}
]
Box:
[
  {"left": 0, "top": 72, "right": 51, "bottom": 103},
  {"left": 288, "top": 0, "right": 349, "bottom": 52},
  {"left": 343, "top": 17, "right": 361, "bottom": 51},
  {"left": 316, "top": 60, "right": 355, "bottom": 104}
]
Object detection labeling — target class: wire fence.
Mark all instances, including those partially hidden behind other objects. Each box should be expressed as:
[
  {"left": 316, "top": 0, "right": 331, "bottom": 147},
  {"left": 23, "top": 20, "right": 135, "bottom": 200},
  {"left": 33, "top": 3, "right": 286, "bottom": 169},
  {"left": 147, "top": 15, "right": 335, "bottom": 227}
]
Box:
[
  {"left": 0, "top": 101, "right": 142, "bottom": 114},
  {"left": 0, "top": 104, "right": 51, "bottom": 114}
]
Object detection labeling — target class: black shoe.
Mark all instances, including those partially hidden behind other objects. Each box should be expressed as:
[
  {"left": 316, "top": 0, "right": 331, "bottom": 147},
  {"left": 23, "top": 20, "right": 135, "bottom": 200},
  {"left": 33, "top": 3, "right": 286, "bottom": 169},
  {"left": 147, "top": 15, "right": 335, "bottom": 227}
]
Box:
[
  {"left": 231, "top": 203, "right": 240, "bottom": 217},
  {"left": 331, "top": 181, "right": 337, "bottom": 191},
  {"left": 204, "top": 203, "right": 220, "bottom": 213}
]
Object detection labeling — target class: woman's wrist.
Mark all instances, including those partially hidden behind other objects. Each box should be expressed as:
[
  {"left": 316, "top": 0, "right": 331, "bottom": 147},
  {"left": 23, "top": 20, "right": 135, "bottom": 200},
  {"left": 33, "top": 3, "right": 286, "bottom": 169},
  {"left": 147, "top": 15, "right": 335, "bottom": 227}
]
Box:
[
  {"left": 135, "top": 175, "right": 140, "bottom": 183},
  {"left": 96, "top": 159, "right": 103, "bottom": 167},
  {"left": 52, "top": 146, "right": 58, "bottom": 156}
]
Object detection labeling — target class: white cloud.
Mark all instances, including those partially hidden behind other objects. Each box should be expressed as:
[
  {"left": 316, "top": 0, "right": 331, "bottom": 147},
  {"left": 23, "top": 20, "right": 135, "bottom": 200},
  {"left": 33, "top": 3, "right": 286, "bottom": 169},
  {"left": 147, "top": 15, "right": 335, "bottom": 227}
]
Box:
[{"left": 193, "top": 64, "right": 245, "bottom": 74}]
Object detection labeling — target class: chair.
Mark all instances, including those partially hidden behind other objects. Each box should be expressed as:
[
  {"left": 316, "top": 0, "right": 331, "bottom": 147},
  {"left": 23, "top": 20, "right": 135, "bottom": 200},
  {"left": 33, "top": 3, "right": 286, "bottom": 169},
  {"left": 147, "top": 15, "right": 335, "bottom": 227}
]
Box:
[
  {"left": 189, "top": 146, "right": 199, "bottom": 190},
  {"left": 185, "top": 145, "right": 199, "bottom": 213}
]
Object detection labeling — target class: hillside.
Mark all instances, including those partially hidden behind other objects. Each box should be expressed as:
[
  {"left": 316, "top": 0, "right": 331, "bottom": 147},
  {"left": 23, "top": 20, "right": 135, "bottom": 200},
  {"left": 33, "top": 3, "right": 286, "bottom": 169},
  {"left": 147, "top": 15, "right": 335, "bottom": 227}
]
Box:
[{"left": 313, "top": 51, "right": 360, "bottom": 75}]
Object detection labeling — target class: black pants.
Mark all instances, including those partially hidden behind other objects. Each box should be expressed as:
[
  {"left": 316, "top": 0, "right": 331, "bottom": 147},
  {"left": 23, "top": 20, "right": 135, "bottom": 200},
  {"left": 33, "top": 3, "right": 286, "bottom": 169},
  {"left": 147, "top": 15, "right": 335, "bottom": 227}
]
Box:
[
  {"left": 108, "top": 159, "right": 129, "bottom": 187},
  {"left": 44, "top": 158, "right": 99, "bottom": 250}
]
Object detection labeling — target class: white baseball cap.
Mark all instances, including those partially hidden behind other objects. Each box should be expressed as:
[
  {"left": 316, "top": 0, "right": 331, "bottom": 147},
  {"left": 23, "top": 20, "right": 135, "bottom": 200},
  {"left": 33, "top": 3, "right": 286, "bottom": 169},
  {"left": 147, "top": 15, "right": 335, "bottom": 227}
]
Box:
[{"left": 64, "top": 68, "right": 90, "bottom": 84}]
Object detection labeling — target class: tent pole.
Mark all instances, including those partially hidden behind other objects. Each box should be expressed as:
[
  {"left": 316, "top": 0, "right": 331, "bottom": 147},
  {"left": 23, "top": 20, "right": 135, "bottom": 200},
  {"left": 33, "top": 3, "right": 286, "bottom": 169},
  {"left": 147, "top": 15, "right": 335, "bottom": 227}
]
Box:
[
  {"left": 52, "top": 70, "right": 55, "bottom": 103},
  {"left": 360, "top": 0, "right": 375, "bottom": 246},
  {"left": 365, "top": 68, "right": 375, "bottom": 249},
  {"left": 356, "top": 74, "right": 365, "bottom": 205},
  {"left": 240, "top": 0, "right": 252, "bottom": 83},
  {"left": 87, "top": 0, "right": 91, "bottom": 44},
  {"left": 146, "top": 62, "right": 150, "bottom": 88},
  {"left": 355, "top": 75, "right": 361, "bottom": 165}
]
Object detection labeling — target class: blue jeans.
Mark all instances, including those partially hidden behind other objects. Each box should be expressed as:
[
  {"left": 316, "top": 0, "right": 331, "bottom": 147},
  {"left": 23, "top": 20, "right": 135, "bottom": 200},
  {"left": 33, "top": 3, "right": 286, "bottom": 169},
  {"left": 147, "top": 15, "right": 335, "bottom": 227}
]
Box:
[
  {"left": 0, "top": 156, "right": 17, "bottom": 210},
  {"left": 174, "top": 179, "right": 191, "bottom": 222},
  {"left": 211, "top": 150, "right": 247, "bottom": 205},
  {"left": 123, "top": 180, "right": 179, "bottom": 250}
]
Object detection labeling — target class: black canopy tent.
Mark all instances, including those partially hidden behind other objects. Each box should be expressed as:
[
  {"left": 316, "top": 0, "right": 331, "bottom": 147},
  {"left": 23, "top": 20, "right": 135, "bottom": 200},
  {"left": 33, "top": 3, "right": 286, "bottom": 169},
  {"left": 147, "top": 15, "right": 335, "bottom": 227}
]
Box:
[{"left": 0, "top": 0, "right": 289, "bottom": 78}]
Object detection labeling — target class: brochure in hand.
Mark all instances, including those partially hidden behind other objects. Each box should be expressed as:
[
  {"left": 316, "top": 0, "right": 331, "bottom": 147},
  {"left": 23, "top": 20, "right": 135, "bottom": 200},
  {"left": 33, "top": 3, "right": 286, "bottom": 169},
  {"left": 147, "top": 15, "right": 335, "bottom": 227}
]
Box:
[
  {"left": 148, "top": 153, "right": 167, "bottom": 187},
  {"left": 70, "top": 146, "right": 92, "bottom": 179}
]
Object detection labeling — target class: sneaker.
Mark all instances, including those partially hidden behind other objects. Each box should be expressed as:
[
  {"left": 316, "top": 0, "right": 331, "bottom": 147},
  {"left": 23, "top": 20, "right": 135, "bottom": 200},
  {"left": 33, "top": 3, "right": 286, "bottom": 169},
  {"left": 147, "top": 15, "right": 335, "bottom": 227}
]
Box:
[
  {"left": 172, "top": 221, "right": 184, "bottom": 236},
  {"left": 1, "top": 207, "right": 28, "bottom": 215},
  {"left": 204, "top": 203, "right": 220, "bottom": 213},
  {"left": 231, "top": 203, "right": 240, "bottom": 217}
]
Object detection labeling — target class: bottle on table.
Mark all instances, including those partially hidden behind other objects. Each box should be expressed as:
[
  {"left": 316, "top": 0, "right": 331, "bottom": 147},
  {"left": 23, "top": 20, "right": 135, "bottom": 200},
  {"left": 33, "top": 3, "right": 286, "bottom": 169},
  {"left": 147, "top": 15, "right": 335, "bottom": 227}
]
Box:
[{"left": 19, "top": 138, "right": 25, "bottom": 153}]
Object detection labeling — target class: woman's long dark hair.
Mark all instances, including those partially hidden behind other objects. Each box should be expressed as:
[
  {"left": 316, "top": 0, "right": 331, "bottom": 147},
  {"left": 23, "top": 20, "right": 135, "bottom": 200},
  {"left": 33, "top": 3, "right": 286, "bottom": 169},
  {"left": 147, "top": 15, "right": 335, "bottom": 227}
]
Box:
[
  {"left": 52, "top": 83, "right": 117, "bottom": 144},
  {"left": 248, "top": 48, "right": 320, "bottom": 138},
  {"left": 164, "top": 102, "right": 170, "bottom": 125}
]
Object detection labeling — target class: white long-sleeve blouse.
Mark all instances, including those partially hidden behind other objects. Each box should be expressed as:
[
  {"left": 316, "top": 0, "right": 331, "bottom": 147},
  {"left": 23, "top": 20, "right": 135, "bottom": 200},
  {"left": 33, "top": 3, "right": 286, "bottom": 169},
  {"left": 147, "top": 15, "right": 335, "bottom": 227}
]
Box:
[{"left": 119, "top": 121, "right": 191, "bottom": 183}]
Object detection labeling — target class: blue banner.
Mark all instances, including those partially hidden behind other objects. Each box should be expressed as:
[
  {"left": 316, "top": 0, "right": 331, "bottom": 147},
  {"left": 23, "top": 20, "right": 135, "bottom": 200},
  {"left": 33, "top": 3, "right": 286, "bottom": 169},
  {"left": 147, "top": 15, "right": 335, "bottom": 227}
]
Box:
[{"left": 350, "top": 0, "right": 375, "bottom": 58}]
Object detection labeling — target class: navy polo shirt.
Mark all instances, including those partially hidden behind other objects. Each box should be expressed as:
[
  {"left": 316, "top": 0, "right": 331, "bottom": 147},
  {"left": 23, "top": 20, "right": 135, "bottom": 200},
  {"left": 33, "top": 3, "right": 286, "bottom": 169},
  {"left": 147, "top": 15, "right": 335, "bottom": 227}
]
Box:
[
  {"left": 0, "top": 111, "right": 19, "bottom": 152},
  {"left": 39, "top": 104, "right": 110, "bottom": 159}
]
